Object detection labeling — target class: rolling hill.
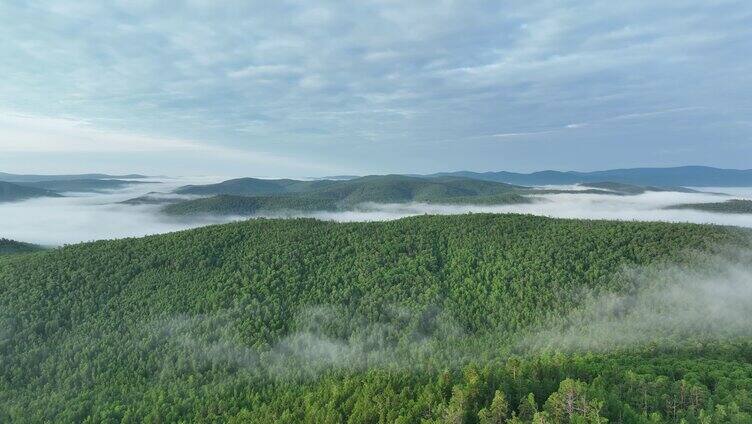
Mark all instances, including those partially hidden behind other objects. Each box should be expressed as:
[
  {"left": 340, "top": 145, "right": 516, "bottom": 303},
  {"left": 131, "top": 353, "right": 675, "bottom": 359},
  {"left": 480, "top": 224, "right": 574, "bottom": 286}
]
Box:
[
  {"left": 164, "top": 175, "right": 530, "bottom": 216},
  {"left": 666, "top": 199, "right": 752, "bottom": 214},
  {"left": 579, "top": 181, "right": 699, "bottom": 195},
  {"left": 431, "top": 166, "right": 752, "bottom": 187},
  {"left": 174, "top": 175, "right": 521, "bottom": 200},
  {"left": 16, "top": 179, "right": 152, "bottom": 193},
  {"left": 0, "top": 172, "right": 148, "bottom": 183},
  {"left": 1, "top": 214, "right": 750, "bottom": 422},
  {"left": 0, "top": 181, "right": 61, "bottom": 203},
  {"left": 163, "top": 195, "right": 339, "bottom": 216}
]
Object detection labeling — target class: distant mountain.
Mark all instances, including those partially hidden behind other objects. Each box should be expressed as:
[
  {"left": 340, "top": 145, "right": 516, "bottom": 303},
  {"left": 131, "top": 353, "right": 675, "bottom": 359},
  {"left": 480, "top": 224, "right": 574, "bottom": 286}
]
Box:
[
  {"left": 164, "top": 175, "right": 530, "bottom": 216},
  {"left": 17, "top": 179, "right": 152, "bottom": 193},
  {"left": 174, "top": 177, "right": 332, "bottom": 196},
  {"left": 430, "top": 166, "right": 752, "bottom": 187},
  {"left": 666, "top": 199, "right": 752, "bottom": 214},
  {"left": 0, "top": 181, "right": 61, "bottom": 203},
  {"left": 16, "top": 179, "right": 152, "bottom": 192},
  {"left": 119, "top": 192, "right": 191, "bottom": 206},
  {"left": 579, "top": 181, "right": 700, "bottom": 195},
  {"left": 173, "top": 175, "right": 525, "bottom": 206},
  {"left": 168, "top": 175, "right": 720, "bottom": 217},
  {"left": 0, "top": 172, "right": 148, "bottom": 183}
]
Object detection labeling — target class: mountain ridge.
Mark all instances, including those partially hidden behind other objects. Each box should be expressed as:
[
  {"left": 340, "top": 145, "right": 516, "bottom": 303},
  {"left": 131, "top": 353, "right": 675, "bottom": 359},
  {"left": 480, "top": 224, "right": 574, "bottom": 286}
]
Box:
[{"left": 426, "top": 166, "right": 752, "bottom": 186}]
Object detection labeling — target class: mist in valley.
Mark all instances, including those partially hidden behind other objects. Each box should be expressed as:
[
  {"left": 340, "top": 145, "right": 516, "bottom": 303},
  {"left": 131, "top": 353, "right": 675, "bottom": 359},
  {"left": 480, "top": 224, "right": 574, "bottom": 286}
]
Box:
[{"left": 1, "top": 179, "right": 751, "bottom": 246}]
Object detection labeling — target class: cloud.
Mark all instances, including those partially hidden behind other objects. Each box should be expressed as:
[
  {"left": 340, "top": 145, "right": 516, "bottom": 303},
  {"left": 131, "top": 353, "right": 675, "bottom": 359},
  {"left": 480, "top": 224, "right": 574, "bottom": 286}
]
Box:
[
  {"left": 4, "top": 184, "right": 750, "bottom": 246},
  {"left": 0, "top": 111, "right": 333, "bottom": 173},
  {"left": 0, "top": 112, "right": 200, "bottom": 153},
  {"left": 0, "top": 1, "right": 751, "bottom": 172}
]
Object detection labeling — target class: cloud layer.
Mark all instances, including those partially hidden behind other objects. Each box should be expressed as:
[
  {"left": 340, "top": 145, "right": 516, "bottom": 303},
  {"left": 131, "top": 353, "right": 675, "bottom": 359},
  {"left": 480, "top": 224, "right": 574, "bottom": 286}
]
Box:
[
  {"left": 1, "top": 1, "right": 751, "bottom": 174},
  {"left": 0, "top": 181, "right": 750, "bottom": 246}
]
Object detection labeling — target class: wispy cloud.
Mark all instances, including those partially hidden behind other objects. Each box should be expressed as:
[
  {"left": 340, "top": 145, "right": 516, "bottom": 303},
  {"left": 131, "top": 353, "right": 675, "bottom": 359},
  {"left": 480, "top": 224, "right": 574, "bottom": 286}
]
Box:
[
  {"left": 0, "top": 111, "right": 332, "bottom": 173},
  {"left": 0, "top": 1, "right": 750, "bottom": 173}
]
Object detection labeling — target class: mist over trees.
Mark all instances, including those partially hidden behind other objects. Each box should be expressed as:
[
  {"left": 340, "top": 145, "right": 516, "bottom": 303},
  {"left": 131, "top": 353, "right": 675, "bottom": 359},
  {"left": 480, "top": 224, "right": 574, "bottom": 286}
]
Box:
[{"left": 2, "top": 214, "right": 751, "bottom": 422}]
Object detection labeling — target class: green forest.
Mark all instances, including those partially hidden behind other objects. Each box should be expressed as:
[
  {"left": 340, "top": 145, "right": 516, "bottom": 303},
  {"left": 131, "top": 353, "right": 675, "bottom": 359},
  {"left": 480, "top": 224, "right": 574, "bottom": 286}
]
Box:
[
  {"left": 666, "top": 199, "right": 752, "bottom": 214},
  {"left": 158, "top": 175, "right": 689, "bottom": 217},
  {"left": 0, "top": 238, "right": 43, "bottom": 255},
  {"left": 2, "top": 214, "right": 752, "bottom": 423}
]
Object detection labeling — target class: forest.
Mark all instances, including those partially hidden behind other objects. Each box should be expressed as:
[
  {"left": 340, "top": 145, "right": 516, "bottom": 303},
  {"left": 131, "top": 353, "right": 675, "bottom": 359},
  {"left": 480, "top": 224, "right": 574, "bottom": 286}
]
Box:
[
  {"left": 0, "top": 238, "right": 43, "bottom": 255},
  {"left": 1, "top": 214, "right": 751, "bottom": 422},
  {"left": 666, "top": 199, "right": 752, "bottom": 214},
  {"left": 156, "top": 175, "right": 699, "bottom": 218}
]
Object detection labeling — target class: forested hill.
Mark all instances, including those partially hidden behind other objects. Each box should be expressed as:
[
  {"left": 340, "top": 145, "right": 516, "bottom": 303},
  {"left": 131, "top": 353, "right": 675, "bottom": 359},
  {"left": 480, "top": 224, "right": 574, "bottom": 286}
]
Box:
[
  {"left": 431, "top": 166, "right": 752, "bottom": 187},
  {"left": 0, "top": 238, "right": 43, "bottom": 255},
  {"left": 2, "top": 214, "right": 751, "bottom": 422},
  {"left": 0, "top": 181, "right": 60, "bottom": 203},
  {"left": 666, "top": 199, "right": 752, "bottom": 214},
  {"left": 165, "top": 175, "right": 530, "bottom": 214},
  {"left": 15, "top": 178, "right": 151, "bottom": 193},
  {"left": 175, "top": 174, "right": 524, "bottom": 201},
  {"left": 0, "top": 172, "right": 148, "bottom": 183},
  {"left": 579, "top": 181, "right": 698, "bottom": 195}
]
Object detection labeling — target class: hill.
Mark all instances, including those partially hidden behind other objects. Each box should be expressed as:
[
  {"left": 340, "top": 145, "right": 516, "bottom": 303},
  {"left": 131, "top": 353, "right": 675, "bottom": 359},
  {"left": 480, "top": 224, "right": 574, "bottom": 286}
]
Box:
[
  {"left": 173, "top": 177, "right": 335, "bottom": 196},
  {"left": 666, "top": 199, "right": 752, "bottom": 214},
  {"left": 432, "top": 166, "right": 752, "bottom": 187},
  {"left": 0, "top": 238, "right": 44, "bottom": 255},
  {"left": 0, "top": 181, "right": 61, "bottom": 203},
  {"left": 0, "top": 172, "right": 148, "bottom": 183},
  {"left": 579, "top": 181, "right": 698, "bottom": 195},
  {"left": 174, "top": 175, "right": 524, "bottom": 204},
  {"left": 163, "top": 195, "right": 339, "bottom": 216},
  {"left": 165, "top": 175, "right": 529, "bottom": 216},
  {"left": 1, "top": 214, "right": 751, "bottom": 422},
  {"left": 16, "top": 179, "right": 152, "bottom": 193}
]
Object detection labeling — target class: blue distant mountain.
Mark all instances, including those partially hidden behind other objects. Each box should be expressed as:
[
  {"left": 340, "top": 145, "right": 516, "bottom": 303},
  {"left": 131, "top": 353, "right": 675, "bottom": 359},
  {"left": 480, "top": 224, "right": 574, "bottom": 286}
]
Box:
[
  {"left": 0, "top": 172, "right": 148, "bottom": 183},
  {"left": 429, "top": 166, "right": 752, "bottom": 187}
]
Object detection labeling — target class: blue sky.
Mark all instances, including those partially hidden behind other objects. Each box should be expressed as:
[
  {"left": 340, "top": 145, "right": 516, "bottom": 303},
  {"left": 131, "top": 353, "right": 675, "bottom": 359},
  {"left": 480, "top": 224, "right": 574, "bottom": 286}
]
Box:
[{"left": 1, "top": 0, "right": 750, "bottom": 177}]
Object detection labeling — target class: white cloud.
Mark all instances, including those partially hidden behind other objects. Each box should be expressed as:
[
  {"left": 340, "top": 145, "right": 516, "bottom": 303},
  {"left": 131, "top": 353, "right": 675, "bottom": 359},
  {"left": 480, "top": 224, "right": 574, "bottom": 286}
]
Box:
[
  {"left": 0, "top": 111, "right": 333, "bottom": 173},
  {"left": 0, "top": 112, "right": 200, "bottom": 153}
]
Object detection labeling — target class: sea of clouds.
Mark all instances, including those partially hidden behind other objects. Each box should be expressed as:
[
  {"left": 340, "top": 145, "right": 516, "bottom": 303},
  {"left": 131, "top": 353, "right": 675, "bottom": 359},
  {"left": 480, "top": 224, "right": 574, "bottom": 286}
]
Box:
[{"left": 1, "top": 177, "right": 750, "bottom": 246}]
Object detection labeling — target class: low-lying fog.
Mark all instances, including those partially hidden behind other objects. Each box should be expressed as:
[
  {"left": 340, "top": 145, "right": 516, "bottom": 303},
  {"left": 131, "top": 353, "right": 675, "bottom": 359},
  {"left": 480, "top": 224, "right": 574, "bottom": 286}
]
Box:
[
  {"left": 0, "top": 177, "right": 226, "bottom": 246},
  {"left": 1, "top": 178, "right": 751, "bottom": 246}
]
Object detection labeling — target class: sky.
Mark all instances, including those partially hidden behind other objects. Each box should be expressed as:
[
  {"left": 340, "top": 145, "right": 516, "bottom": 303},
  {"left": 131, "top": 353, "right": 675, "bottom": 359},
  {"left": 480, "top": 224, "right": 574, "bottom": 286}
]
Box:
[{"left": 1, "top": 0, "right": 751, "bottom": 177}]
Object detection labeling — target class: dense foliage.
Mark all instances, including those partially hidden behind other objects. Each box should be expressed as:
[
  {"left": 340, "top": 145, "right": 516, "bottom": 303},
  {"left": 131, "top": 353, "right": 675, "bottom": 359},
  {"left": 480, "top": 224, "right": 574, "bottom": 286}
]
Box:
[
  {"left": 1, "top": 214, "right": 751, "bottom": 423},
  {"left": 163, "top": 193, "right": 532, "bottom": 217},
  {"left": 174, "top": 175, "right": 523, "bottom": 203},
  {"left": 0, "top": 238, "right": 43, "bottom": 255},
  {"left": 164, "top": 175, "right": 532, "bottom": 216},
  {"left": 667, "top": 199, "right": 752, "bottom": 214},
  {"left": 163, "top": 195, "right": 340, "bottom": 216}
]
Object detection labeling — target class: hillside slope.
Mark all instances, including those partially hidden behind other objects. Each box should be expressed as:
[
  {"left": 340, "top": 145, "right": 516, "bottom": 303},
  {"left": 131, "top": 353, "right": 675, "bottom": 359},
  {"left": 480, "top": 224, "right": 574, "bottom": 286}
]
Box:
[
  {"left": 0, "top": 181, "right": 60, "bottom": 203},
  {"left": 0, "top": 172, "right": 147, "bottom": 182},
  {"left": 16, "top": 179, "right": 150, "bottom": 193},
  {"left": 434, "top": 166, "right": 752, "bottom": 187},
  {"left": 169, "top": 175, "right": 527, "bottom": 213},
  {"left": 667, "top": 199, "right": 752, "bottom": 214},
  {"left": 1, "top": 215, "right": 750, "bottom": 422},
  {"left": 0, "top": 238, "right": 44, "bottom": 255},
  {"left": 175, "top": 175, "right": 522, "bottom": 198}
]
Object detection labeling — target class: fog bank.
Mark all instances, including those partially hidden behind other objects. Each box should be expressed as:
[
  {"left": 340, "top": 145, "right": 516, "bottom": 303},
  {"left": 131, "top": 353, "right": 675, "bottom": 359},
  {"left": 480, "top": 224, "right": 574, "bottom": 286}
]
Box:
[
  {"left": 0, "top": 176, "right": 226, "bottom": 245},
  {"left": 259, "top": 189, "right": 752, "bottom": 228},
  {"left": 2, "top": 183, "right": 751, "bottom": 246}
]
